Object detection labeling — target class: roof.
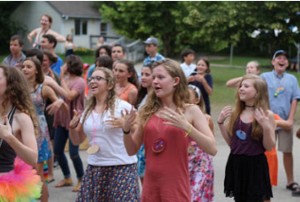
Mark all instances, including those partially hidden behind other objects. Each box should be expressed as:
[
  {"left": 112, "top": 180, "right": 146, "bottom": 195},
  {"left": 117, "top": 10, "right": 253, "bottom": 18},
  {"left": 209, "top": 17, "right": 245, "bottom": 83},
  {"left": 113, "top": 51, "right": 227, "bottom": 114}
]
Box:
[{"left": 48, "top": 1, "right": 101, "bottom": 19}]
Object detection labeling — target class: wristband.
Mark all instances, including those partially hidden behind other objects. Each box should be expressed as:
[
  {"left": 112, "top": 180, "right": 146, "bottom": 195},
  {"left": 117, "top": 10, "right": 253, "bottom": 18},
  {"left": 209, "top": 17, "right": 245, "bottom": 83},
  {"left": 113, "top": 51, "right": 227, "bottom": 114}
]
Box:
[
  {"left": 185, "top": 124, "right": 193, "bottom": 137},
  {"left": 122, "top": 128, "right": 130, "bottom": 135}
]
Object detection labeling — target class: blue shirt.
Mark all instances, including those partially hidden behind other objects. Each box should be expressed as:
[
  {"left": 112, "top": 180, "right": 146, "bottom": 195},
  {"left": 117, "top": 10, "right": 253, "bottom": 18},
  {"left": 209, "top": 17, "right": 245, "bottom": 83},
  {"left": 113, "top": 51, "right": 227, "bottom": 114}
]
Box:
[
  {"left": 50, "top": 56, "right": 63, "bottom": 76},
  {"left": 261, "top": 70, "right": 300, "bottom": 120},
  {"left": 87, "top": 64, "right": 96, "bottom": 79},
  {"left": 143, "top": 53, "right": 165, "bottom": 66}
]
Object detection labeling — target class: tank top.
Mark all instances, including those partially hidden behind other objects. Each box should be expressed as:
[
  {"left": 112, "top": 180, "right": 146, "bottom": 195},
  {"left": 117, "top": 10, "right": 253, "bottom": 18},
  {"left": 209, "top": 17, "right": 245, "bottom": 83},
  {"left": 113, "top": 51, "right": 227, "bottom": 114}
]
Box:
[
  {"left": 117, "top": 83, "right": 137, "bottom": 103},
  {"left": 142, "top": 115, "right": 190, "bottom": 201},
  {"left": 230, "top": 117, "right": 265, "bottom": 156},
  {"left": 0, "top": 106, "right": 17, "bottom": 172}
]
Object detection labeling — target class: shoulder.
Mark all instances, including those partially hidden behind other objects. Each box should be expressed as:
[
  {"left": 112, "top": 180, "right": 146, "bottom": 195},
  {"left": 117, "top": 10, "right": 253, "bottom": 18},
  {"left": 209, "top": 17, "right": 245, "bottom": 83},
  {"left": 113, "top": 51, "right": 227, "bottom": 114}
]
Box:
[
  {"left": 14, "top": 110, "right": 33, "bottom": 125},
  {"left": 184, "top": 103, "right": 201, "bottom": 113},
  {"left": 115, "top": 98, "right": 134, "bottom": 110}
]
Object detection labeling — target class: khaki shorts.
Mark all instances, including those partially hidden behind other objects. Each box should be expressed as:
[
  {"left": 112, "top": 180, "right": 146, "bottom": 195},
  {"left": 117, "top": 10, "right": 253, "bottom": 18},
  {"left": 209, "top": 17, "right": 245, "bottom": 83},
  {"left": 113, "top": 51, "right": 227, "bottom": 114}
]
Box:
[{"left": 276, "top": 129, "right": 293, "bottom": 153}]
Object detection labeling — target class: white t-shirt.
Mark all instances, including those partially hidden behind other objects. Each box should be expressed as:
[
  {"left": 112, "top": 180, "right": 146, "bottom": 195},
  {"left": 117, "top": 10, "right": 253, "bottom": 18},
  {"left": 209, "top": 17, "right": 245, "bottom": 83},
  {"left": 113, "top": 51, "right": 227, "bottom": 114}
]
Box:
[
  {"left": 180, "top": 63, "right": 196, "bottom": 78},
  {"left": 80, "top": 98, "right": 137, "bottom": 166}
]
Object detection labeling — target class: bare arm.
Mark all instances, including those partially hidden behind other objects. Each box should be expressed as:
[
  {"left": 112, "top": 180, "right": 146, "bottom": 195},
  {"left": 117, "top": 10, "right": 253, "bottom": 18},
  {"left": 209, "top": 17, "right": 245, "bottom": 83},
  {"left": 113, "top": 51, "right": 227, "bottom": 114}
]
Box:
[
  {"left": 160, "top": 105, "right": 217, "bottom": 156},
  {"left": 27, "top": 28, "right": 38, "bottom": 43},
  {"left": 44, "top": 76, "right": 68, "bottom": 98},
  {"left": 48, "top": 30, "right": 66, "bottom": 42},
  {"left": 195, "top": 74, "right": 213, "bottom": 95},
  {"left": 217, "top": 105, "right": 233, "bottom": 145},
  {"left": 0, "top": 113, "right": 38, "bottom": 166},
  {"left": 42, "top": 85, "right": 68, "bottom": 114},
  {"left": 226, "top": 77, "right": 242, "bottom": 88},
  {"left": 128, "top": 88, "right": 138, "bottom": 105},
  {"left": 256, "top": 109, "right": 275, "bottom": 151},
  {"left": 122, "top": 109, "right": 144, "bottom": 156}
]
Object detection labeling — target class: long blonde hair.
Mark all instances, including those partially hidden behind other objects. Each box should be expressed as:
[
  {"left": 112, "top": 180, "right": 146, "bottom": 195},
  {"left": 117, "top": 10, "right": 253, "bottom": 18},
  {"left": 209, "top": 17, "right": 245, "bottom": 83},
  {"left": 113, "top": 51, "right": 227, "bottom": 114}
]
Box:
[
  {"left": 82, "top": 67, "right": 116, "bottom": 124},
  {"left": 139, "top": 59, "right": 190, "bottom": 125},
  {"left": 227, "top": 74, "right": 270, "bottom": 140}
]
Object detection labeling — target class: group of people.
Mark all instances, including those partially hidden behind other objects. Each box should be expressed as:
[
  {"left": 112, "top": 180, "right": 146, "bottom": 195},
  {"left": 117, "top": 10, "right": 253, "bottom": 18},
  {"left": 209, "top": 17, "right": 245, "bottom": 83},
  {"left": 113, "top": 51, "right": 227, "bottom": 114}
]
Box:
[{"left": 0, "top": 13, "right": 300, "bottom": 202}]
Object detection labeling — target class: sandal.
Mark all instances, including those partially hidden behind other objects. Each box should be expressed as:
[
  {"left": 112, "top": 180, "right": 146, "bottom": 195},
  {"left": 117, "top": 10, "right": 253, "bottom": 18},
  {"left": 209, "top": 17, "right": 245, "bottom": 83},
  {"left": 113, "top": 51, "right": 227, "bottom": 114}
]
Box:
[
  {"left": 286, "top": 182, "right": 299, "bottom": 191},
  {"left": 72, "top": 180, "right": 81, "bottom": 192},
  {"left": 292, "top": 188, "right": 300, "bottom": 197},
  {"left": 55, "top": 178, "right": 73, "bottom": 188}
]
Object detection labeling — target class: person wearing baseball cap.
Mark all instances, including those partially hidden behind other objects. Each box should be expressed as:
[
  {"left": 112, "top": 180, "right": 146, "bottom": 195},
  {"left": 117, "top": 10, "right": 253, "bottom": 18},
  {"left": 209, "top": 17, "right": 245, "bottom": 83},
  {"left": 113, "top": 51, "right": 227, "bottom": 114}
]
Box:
[
  {"left": 261, "top": 49, "right": 300, "bottom": 196},
  {"left": 143, "top": 37, "right": 165, "bottom": 66}
]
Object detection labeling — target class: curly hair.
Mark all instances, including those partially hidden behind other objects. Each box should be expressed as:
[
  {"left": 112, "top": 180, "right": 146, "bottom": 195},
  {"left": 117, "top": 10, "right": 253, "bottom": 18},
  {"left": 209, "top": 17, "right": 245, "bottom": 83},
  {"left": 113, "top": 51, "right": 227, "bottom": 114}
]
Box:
[
  {"left": 82, "top": 67, "right": 117, "bottom": 124},
  {"left": 139, "top": 59, "right": 190, "bottom": 125},
  {"left": 227, "top": 74, "right": 270, "bottom": 140},
  {"left": 0, "top": 65, "right": 38, "bottom": 136}
]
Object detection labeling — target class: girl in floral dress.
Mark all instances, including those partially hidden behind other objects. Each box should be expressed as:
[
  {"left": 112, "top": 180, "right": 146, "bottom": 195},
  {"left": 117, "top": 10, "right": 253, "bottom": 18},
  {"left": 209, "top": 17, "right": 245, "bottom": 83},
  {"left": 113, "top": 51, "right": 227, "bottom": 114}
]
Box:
[{"left": 188, "top": 84, "right": 214, "bottom": 202}]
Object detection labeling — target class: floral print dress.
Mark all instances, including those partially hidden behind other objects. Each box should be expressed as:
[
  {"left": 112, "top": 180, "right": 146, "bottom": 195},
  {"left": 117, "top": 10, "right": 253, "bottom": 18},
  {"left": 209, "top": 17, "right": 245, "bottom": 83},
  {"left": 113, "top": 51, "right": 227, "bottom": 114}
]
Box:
[{"left": 188, "top": 140, "right": 214, "bottom": 202}]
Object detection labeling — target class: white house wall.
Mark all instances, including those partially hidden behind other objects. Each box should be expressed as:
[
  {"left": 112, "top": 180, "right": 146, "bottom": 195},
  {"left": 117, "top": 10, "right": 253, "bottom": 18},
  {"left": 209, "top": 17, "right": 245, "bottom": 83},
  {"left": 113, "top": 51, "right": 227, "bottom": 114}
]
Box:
[{"left": 10, "top": 1, "right": 65, "bottom": 53}]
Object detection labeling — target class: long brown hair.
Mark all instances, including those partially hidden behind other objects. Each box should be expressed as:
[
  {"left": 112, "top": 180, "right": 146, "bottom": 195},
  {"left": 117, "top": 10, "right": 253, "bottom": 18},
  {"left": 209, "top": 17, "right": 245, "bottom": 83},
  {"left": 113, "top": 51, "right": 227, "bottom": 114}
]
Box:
[
  {"left": 227, "top": 74, "right": 270, "bottom": 140},
  {"left": 1, "top": 65, "right": 38, "bottom": 136},
  {"left": 82, "top": 67, "right": 116, "bottom": 124},
  {"left": 139, "top": 59, "right": 190, "bottom": 125}
]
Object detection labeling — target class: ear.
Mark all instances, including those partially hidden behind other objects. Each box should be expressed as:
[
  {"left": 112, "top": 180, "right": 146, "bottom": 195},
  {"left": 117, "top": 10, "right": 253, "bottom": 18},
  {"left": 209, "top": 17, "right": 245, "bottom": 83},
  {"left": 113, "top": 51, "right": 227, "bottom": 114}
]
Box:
[{"left": 173, "top": 77, "right": 180, "bottom": 87}]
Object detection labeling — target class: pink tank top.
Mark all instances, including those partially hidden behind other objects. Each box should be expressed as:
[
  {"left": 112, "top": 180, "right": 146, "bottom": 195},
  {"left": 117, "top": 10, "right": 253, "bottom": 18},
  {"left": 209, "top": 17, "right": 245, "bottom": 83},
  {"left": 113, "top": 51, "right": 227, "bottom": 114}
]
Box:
[{"left": 142, "top": 115, "right": 190, "bottom": 201}]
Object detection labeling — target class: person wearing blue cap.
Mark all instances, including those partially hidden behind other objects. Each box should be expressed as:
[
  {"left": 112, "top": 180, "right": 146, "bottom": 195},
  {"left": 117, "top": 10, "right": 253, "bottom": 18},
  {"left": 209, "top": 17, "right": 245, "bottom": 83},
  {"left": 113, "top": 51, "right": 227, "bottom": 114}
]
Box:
[
  {"left": 143, "top": 37, "right": 165, "bottom": 66},
  {"left": 261, "top": 50, "right": 300, "bottom": 195}
]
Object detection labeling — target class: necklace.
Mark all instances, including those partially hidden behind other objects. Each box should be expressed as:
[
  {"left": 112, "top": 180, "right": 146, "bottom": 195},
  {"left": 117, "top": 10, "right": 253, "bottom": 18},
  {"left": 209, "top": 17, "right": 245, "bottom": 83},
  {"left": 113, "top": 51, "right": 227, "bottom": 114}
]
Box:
[
  {"left": 273, "top": 73, "right": 285, "bottom": 97},
  {"left": 86, "top": 110, "right": 104, "bottom": 155}
]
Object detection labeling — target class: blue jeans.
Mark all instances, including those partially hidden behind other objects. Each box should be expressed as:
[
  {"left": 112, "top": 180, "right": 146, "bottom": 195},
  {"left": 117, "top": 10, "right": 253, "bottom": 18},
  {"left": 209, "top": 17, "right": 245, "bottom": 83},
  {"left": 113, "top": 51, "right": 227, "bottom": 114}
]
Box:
[{"left": 54, "top": 126, "right": 84, "bottom": 179}]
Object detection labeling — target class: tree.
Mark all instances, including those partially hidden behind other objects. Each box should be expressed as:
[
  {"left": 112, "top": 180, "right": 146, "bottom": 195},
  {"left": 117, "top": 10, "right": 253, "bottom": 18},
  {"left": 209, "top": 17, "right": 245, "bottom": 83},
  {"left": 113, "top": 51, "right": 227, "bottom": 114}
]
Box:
[
  {"left": 0, "top": 2, "right": 24, "bottom": 52},
  {"left": 99, "top": 1, "right": 189, "bottom": 56}
]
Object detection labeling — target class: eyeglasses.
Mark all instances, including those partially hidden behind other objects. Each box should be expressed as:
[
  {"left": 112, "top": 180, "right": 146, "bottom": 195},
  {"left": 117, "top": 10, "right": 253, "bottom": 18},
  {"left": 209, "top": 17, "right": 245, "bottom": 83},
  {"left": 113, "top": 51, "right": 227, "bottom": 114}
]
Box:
[{"left": 88, "top": 76, "right": 107, "bottom": 83}]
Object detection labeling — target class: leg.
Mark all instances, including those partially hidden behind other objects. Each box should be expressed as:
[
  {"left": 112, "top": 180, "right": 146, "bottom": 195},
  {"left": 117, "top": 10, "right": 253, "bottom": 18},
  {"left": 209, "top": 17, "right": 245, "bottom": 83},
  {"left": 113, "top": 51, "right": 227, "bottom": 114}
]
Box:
[
  {"left": 283, "top": 152, "right": 294, "bottom": 185},
  {"left": 36, "top": 162, "right": 49, "bottom": 202},
  {"left": 47, "top": 156, "right": 54, "bottom": 182},
  {"left": 68, "top": 134, "right": 84, "bottom": 192},
  {"left": 54, "top": 126, "right": 73, "bottom": 187}
]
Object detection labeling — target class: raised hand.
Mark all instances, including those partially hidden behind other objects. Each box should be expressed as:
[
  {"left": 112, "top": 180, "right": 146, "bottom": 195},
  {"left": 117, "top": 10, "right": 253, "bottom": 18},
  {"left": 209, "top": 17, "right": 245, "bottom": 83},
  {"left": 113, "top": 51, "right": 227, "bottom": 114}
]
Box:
[
  {"left": 69, "top": 109, "right": 82, "bottom": 129},
  {"left": 218, "top": 105, "right": 232, "bottom": 124}
]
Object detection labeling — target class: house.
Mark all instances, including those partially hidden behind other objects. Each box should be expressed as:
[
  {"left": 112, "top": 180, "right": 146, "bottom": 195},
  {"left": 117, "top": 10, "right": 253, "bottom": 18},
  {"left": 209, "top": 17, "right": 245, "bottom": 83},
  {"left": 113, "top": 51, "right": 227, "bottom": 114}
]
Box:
[{"left": 10, "top": 1, "right": 120, "bottom": 54}]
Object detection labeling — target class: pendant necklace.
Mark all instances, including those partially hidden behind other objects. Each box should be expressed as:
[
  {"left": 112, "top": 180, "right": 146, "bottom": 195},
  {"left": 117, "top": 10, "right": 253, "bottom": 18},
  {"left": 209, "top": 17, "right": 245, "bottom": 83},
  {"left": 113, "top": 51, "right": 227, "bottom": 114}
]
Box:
[
  {"left": 273, "top": 73, "right": 285, "bottom": 97},
  {"left": 235, "top": 118, "right": 250, "bottom": 141},
  {"left": 86, "top": 111, "right": 102, "bottom": 155}
]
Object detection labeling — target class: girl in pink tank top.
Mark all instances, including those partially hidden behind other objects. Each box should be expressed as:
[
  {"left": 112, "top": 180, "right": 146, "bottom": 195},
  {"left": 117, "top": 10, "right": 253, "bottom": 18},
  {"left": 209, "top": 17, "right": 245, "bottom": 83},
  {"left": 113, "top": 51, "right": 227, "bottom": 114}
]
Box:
[{"left": 122, "top": 59, "right": 217, "bottom": 202}]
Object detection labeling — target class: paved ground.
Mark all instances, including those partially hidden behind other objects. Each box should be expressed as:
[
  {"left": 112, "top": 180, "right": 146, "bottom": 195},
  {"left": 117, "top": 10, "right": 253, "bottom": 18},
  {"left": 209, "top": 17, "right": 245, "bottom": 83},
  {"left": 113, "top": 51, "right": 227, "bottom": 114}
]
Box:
[
  {"left": 48, "top": 108, "right": 300, "bottom": 202},
  {"left": 48, "top": 62, "right": 300, "bottom": 201}
]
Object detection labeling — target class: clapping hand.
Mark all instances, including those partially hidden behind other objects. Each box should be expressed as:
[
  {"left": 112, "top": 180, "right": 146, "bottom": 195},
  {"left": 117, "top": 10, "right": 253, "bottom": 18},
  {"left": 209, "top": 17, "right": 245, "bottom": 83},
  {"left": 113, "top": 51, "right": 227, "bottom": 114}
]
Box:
[{"left": 0, "top": 116, "right": 13, "bottom": 140}]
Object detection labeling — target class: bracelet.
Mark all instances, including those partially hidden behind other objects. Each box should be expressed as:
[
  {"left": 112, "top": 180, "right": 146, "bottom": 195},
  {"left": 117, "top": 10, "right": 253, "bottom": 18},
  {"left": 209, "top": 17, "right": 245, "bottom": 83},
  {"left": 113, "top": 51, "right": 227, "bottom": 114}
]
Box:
[
  {"left": 185, "top": 124, "right": 193, "bottom": 137},
  {"left": 122, "top": 128, "right": 130, "bottom": 135},
  {"left": 217, "top": 121, "right": 224, "bottom": 124}
]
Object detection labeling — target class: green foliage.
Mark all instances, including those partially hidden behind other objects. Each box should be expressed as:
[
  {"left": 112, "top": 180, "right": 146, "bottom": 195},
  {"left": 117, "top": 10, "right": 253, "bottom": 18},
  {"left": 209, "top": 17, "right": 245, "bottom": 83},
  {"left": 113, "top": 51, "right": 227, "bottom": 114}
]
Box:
[
  {"left": 74, "top": 47, "right": 94, "bottom": 56},
  {"left": 0, "top": 2, "right": 25, "bottom": 52}
]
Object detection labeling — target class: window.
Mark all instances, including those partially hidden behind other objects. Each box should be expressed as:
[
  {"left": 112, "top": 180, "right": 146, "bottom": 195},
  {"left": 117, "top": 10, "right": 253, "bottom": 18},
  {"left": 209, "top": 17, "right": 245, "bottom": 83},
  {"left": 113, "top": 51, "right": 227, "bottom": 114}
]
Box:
[
  {"left": 75, "top": 19, "right": 88, "bottom": 35},
  {"left": 100, "top": 22, "right": 107, "bottom": 36}
]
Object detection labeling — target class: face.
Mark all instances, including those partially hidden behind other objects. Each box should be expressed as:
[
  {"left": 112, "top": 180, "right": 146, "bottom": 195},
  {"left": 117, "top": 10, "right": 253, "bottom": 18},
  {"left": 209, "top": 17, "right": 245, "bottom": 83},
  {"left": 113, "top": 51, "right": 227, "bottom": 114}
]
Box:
[
  {"left": 40, "top": 37, "right": 52, "bottom": 50},
  {"left": 272, "top": 55, "right": 289, "bottom": 73},
  {"left": 145, "top": 44, "right": 157, "bottom": 55},
  {"left": 0, "top": 68, "right": 7, "bottom": 97},
  {"left": 111, "top": 46, "right": 125, "bottom": 61},
  {"left": 184, "top": 54, "right": 195, "bottom": 64},
  {"left": 42, "top": 54, "right": 51, "bottom": 71},
  {"left": 141, "top": 67, "right": 153, "bottom": 88},
  {"left": 21, "top": 60, "right": 37, "bottom": 80},
  {"left": 196, "top": 59, "right": 208, "bottom": 74},
  {"left": 40, "top": 15, "right": 51, "bottom": 29},
  {"left": 188, "top": 88, "right": 199, "bottom": 104},
  {"left": 113, "top": 63, "right": 130, "bottom": 82},
  {"left": 99, "top": 48, "right": 108, "bottom": 56},
  {"left": 246, "top": 62, "right": 260, "bottom": 75},
  {"left": 9, "top": 40, "right": 22, "bottom": 55},
  {"left": 152, "top": 65, "right": 178, "bottom": 98},
  {"left": 88, "top": 70, "right": 109, "bottom": 95},
  {"left": 239, "top": 79, "right": 257, "bottom": 103}
]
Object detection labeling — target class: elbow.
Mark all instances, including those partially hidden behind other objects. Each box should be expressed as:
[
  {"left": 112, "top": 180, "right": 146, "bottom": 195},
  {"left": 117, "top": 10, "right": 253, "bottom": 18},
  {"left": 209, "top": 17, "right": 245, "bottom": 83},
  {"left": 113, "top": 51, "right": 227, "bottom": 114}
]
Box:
[{"left": 209, "top": 146, "right": 218, "bottom": 156}]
